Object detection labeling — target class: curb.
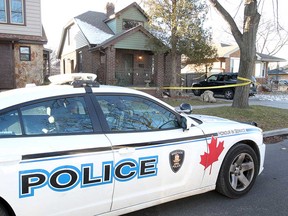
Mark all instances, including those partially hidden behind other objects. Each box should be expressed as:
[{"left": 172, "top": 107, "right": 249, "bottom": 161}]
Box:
[{"left": 263, "top": 128, "right": 288, "bottom": 138}]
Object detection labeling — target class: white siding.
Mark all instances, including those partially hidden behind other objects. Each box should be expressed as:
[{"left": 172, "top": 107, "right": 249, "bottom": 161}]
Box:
[
  {"left": 62, "top": 23, "right": 88, "bottom": 56},
  {"left": 116, "top": 7, "right": 148, "bottom": 33},
  {"left": 107, "top": 19, "right": 116, "bottom": 34},
  {"left": 115, "top": 31, "right": 150, "bottom": 50},
  {"left": 0, "top": 0, "right": 42, "bottom": 36}
]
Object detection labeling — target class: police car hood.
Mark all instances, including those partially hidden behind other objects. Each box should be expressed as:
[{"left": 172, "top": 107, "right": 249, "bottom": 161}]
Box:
[
  {"left": 190, "top": 114, "right": 235, "bottom": 123},
  {"left": 189, "top": 114, "right": 259, "bottom": 130}
]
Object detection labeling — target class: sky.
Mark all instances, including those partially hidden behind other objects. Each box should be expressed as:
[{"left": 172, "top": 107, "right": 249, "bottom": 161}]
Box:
[{"left": 41, "top": 0, "right": 288, "bottom": 65}]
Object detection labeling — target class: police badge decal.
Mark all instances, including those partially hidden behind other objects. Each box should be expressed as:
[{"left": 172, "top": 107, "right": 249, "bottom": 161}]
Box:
[{"left": 169, "top": 150, "right": 185, "bottom": 173}]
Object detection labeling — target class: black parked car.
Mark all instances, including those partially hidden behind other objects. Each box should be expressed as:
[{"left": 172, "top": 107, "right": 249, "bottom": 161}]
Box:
[{"left": 192, "top": 73, "right": 257, "bottom": 100}]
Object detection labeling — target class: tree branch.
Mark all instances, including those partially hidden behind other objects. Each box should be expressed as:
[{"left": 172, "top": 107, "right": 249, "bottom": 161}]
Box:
[{"left": 209, "top": 0, "right": 243, "bottom": 47}]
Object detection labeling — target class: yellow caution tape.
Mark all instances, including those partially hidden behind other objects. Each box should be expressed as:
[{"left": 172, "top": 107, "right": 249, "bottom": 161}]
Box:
[{"left": 160, "top": 76, "right": 252, "bottom": 90}]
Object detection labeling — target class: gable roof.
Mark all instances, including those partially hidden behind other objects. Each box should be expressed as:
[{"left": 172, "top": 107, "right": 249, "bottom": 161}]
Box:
[
  {"left": 105, "top": 2, "right": 148, "bottom": 22},
  {"left": 74, "top": 17, "right": 114, "bottom": 45},
  {"left": 215, "top": 43, "right": 238, "bottom": 57},
  {"left": 268, "top": 67, "right": 288, "bottom": 75},
  {"left": 216, "top": 43, "right": 286, "bottom": 62},
  {"left": 90, "top": 25, "right": 153, "bottom": 50},
  {"left": 57, "top": 2, "right": 150, "bottom": 58},
  {"left": 256, "top": 53, "right": 286, "bottom": 62},
  {"left": 75, "top": 11, "right": 114, "bottom": 36}
]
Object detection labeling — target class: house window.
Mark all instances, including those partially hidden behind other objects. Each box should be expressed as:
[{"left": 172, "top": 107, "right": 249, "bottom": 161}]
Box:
[
  {"left": 77, "top": 51, "right": 83, "bottom": 72},
  {"left": 0, "top": 0, "right": 24, "bottom": 24},
  {"left": 0, "top": 0, "right": 7, "bottom": 23},
  {"left": 122, "top": 19, "right": 143, "bottom": 30},
  {"left": 10, "top": 0, "right": 24, "bottom": 24},
  {"left": 67, "top": 27, "right": 71, "bottom": 46},
  {"left": 19, "top": 46, "right": 31, "bottom": 61}
]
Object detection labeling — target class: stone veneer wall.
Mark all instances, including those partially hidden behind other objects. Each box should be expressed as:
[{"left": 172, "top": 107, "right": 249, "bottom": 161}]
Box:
[{"left": 14, "top": 43, "right": 44, "bottom": 88}]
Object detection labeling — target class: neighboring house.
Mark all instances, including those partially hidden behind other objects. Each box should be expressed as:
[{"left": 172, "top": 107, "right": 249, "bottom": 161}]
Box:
[
  {"left": 57, "top": 2, "right": 180, "bottom": 91},
  {"left": 182, "top": 43, "right": 286, "bottom": 84},
  {"left": 268, "top": 66, "right": 288, "bottom": 81},
  {"left": 266, "top": 66, "right": 288, "bottom": 91},
  {"left": 0, "top": 0, "right": 48, "bottom": 89}
]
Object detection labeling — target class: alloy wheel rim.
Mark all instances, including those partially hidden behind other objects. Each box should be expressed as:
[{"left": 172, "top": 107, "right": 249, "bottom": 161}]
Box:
[{"left": 229, "top": 153, "right": 255, "bottom": 191}]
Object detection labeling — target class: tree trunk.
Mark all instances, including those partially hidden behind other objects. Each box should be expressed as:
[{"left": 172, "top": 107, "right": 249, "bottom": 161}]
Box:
[
  {"left": 232, "top": 0, "right": 260, "bottom": 108},
  {"left": 169, "top": 0, "right": 178, "bottom": 97},
  {"left": 209, "top": 0, "right": 260, "bottom": 108}
]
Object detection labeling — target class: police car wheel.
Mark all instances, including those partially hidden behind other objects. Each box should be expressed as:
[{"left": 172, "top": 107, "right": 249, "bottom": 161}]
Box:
[
  {"left": 0, "top": 203, "right": 9, "bottom": 216},
  {"left": 216, "top": 144, "right": 259, "bottom": 198}
]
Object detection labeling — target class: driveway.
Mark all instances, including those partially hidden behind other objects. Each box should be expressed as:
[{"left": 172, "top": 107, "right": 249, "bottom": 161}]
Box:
[{"left": 249, "top": 93, "right": 288, "bottom": 109}]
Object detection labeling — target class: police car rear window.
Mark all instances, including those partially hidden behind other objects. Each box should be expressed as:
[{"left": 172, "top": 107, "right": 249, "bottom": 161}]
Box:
[{"left": 0, "top": 110, "right": 22, "bottom": 137}]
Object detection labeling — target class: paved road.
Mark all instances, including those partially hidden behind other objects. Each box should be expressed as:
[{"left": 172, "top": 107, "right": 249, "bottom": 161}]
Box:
[{"left": 126, "top": 141, "right": 288, "bottom": 216}]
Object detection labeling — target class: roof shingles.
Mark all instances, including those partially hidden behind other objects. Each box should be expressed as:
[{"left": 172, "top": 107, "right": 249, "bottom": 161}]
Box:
[{"left": 74, "top": 11, "right": 115, "bottom": 45}]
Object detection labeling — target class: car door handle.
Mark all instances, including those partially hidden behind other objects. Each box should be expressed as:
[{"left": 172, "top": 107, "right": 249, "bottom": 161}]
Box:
[
  {"left": 0, "top": 155, "right": 21, "bottom": 165},
  {"left": 118, "top": 147, "right": 136, "bottom": 155}
]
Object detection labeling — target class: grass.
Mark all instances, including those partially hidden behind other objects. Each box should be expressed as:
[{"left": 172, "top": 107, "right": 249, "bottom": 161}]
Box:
[{"left": 161, "top": 98, "right": 288, "bottom": 132}]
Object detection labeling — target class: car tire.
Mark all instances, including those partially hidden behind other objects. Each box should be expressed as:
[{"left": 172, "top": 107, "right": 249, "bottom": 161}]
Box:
[
  {"left": 0, "top": 203, "right": 9, "bottom": 216},
  {"left": 224, "top": 89, "right": 234, "bottom": 100},
  {"left": 216, "top": 144, "right": 259, "bottom": 198},
  {"left": 192, "top": 89, "right": 203, "bottom": 96}
]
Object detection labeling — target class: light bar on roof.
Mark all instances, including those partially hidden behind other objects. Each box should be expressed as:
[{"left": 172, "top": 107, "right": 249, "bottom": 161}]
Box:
[{"left": 48, "top": 73, "right": 97, "bottom": 85}]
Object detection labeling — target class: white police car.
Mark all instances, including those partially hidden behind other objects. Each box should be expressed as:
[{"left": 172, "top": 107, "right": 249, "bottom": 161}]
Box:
[{"left": 0, "top": 74, "right": 265, "bottom": 216}]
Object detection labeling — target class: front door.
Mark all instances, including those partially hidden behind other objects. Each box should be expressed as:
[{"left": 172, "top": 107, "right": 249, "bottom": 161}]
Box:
[
  {"left": 0, "top": 43, "right": 14, "bottom": 89},
  {"left": 124, "top": 54, "right": 133, "bottom": 85},
  {"left": 94, "top": 94, "right": 207, "bottom": 211}
]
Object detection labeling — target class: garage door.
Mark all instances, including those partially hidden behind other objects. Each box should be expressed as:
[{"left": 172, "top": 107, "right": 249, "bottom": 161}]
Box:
[{"left": 0, "top": 43, "right": 14, "bottom": 89}]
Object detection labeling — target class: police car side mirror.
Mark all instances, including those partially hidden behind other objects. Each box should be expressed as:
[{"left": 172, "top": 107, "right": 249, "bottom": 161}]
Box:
[{"left": 181, "top": 116, "right": 193, "bottom": 131}]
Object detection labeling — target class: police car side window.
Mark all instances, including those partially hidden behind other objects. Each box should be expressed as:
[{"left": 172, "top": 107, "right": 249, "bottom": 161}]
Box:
[
  {"left": 0, "top": 110, "right": 22, "bottom": 137},
  {"left": 20, "top": 97, "right": 93, "bottom": 135},
  {"left": 96, "top": 95, "right": 180, "bottom": 132}
]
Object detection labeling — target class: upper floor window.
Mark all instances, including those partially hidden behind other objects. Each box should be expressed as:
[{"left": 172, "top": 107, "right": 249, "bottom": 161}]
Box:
[
  {"left": 0, "top": 0, "right": 24, "bottom": 24},
  {"left": 10, "top": 0, "right": 24, "bottom": 24},
  {"left": 19, "top": 46, "right": 31, "bottom": 61},
  {"left": 122, "top": 19, "right": 143, "bottom": 30},
  {"left": 0, "top": 0, "right": 7, "bottom": 23}
]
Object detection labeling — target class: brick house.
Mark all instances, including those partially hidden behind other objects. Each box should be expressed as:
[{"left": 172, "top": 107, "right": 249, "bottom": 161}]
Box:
[
  {"left": 206, "top": 43, "right": 285, "bottom": 81},
  {"left": 0, "top": 0, "right": 48, "bottom": 89},
  {"left": 182, "top": 43, "right": 286, "bottom": 82},
  {"left": 57, "top": 2, "right": 181, "bottom": 93}
]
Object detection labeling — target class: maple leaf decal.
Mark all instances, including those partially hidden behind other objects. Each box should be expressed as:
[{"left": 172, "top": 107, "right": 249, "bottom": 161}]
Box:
[{"left": 200, "top": 136, "right": 224, "bottom": 174}]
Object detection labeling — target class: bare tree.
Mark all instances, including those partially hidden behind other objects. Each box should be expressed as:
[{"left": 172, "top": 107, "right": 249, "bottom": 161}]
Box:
[
  {"left": 257, "top": 19, "right": 288, "bottom": 56},
  {"left": 208, "top": 0, "right": 261, "bottom": 108}
]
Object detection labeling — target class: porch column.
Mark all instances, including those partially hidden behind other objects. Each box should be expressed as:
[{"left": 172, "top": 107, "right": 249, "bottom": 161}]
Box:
[
  {"left": 105, "top": 46, "right": 116, "bottom": 85},
  {"left": 154, "top": 54, "right": 165, "bottom": 87},
  {"left": 154, "top": 53, "right": 165, "bottom": 96}
]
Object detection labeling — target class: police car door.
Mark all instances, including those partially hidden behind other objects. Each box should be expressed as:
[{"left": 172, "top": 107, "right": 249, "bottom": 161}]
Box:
[
  {"left": 0, "top": 96, "right": 113, "bottom": 216},
  {"left": 95, "top": 95, "right": 208, "bottom": 211}
]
